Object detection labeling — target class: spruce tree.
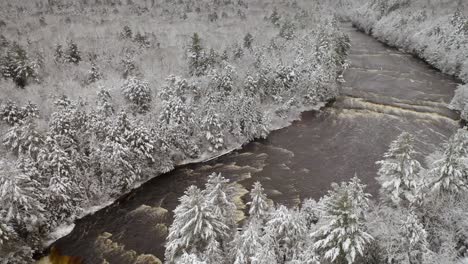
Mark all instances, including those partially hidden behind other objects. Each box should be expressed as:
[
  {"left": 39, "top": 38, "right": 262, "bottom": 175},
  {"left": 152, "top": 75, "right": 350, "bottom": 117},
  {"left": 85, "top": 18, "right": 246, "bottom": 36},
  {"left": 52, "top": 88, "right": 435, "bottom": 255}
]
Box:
[
  {"left": 248, "top": 182, "right": 270, "bottom": 221},
  {"left": 230, "top": 220, "right": 264, "bottom": 264},
  {"left": 0, "top": 161, "right": 44, "bottom": 227},
  {"left": 121, "top": 76, "right": 152, "bottom": 113},
  {"left": 266, "top": 205, "right": 307, "bottom": 261},
  {"left": 165, "top": 186, "right": 229, "bottom": 262},
  {"left": 401, "top": 212, "right": 428, "bottom": 264},
  {"left": 312, "top": 177, "right": 373, "bottom": 264},
  {"left": 64, "top": 39, "right": 81, "bottom": 64},
  {"left": 243, "top": 33, "right": 253, "bottom": 50},
  {"left": 188, "top": 33, "right": 207, "bottom": 76},
  {"left": 376, "top": 132, "right": 422, "bottom": 206},
  {"left": 176, "top": 252, "right": 207, "bottom": 264},
  {"left": 202, "top": 173, "right": 237, "bottom": 233},
  {"left": 427, "top": 129, "right": 468, "bottom": 196}
]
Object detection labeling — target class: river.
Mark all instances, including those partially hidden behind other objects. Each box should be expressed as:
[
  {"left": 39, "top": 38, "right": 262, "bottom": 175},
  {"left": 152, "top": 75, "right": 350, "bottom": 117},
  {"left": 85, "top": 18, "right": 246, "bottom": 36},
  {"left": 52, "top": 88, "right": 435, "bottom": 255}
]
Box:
[{"left": 48, "top": 23, "right": 460, "bottom": 263}]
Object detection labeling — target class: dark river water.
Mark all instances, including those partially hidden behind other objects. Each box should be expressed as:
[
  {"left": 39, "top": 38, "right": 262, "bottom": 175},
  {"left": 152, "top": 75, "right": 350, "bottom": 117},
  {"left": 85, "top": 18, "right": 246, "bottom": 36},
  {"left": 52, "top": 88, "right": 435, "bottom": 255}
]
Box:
[{"left": 48, "top": 24, "right": 460, "bottom": 263}]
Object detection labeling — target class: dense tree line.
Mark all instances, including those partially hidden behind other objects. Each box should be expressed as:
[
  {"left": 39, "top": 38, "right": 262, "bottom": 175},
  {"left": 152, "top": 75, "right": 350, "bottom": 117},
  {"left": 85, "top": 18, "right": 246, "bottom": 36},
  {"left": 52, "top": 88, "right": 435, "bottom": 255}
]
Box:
[{"left": 166, "top": 129, "right": 468, "bottom": 264}]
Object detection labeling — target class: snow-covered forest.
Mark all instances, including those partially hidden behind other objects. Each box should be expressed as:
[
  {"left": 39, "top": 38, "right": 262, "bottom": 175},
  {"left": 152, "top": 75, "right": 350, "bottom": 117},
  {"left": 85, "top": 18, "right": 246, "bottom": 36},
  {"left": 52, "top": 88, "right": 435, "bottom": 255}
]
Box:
[
  {"left": 0, "top": 0, "right": 350, "bottom": 262},
  {"left": 166, "top": 130, "right": 468, "bottom": 264},
  {"left": 1, "top": 0, "right": 468, "bottom": 263}
]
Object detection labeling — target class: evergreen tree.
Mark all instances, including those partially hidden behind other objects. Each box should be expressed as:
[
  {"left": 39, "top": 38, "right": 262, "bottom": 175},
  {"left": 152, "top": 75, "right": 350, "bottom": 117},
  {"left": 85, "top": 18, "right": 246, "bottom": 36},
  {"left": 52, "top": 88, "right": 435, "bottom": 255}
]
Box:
[
  {"left": 279, "top": 20, "right": 296, "bottom": 40},
  {"left": 165, "top": 186, "right": 229, "bottom": 262},
  {"left": 86, "top": 62, "right": 102, "bottom": 84},
  {"left": 269, "top": 7, "right": 281, "bottom": 26},
  {"left": 202, "top": 238, "right": 224, "bottom": 264},
  {"left": 0, "top": 161, "right": 44, "bottom": 227},
  {"left": 266, "top": 205, "right": 307, "bottom": 261},
  {"left": 312, "top": 177, "right": 373, "bottom": 264},
  {"left": 1, "top": 43, "right": 40, "bottom": 88},
  {"left": 188, "top": 33, "right": 205, "bottom": 76},
  {"left": 64, "top": 39, "right": 81, "bottom": 64},
  {"left": 121, "top": 76, "right": 152, "bottom": 113},
  {"left": 401, "top": 212, "right": 428, "bottom": 264},
  {"left": 96, "top": 87, "right": 114, "bottom": 116},
  {"left": 301, "top": 198, "right": 320, "bottom": 229},
  {"left": 3, "top": 118, "right": 44, "bottom": 160},
  {"left": 201, "top": 110, "right": 225, "bottom": 152},
  {"left": 251, "top": 236, "right": 278, "bottom": 264},
  {"left": 427, "top": 130, "right": 468, "bottom": 196},
  {"left": 230, "top": 220, "right": 264, "bottom": 264},
  {"left": 53, "top": 43, "right": 63, "bottom": 63},
  {"left": 376, "top": 132, "right": 422, "bottom": 206},
  {"left": 248, "top": 182, "right": 270, "bottom": 221},
  {"left": 176, "top": 252, "right": 207, "bottom": 264},
  {"left": 243, "top": 33, "right": 253, "bottom": 50},
  {"left": 202, "top": 173, "right": 237, "bottom": 233}
]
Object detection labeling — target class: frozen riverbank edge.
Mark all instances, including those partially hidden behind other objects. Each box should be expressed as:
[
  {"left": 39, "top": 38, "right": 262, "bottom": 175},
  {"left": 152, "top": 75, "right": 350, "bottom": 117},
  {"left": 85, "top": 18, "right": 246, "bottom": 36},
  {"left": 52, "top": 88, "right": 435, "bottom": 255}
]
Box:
[{"left": 44, "top": 99, "right": 330, "bottom": 247}]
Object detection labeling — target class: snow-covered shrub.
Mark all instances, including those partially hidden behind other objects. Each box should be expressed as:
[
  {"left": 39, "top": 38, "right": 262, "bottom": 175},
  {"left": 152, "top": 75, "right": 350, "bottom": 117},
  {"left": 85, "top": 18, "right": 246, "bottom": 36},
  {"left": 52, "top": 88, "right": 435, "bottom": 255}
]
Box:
[{"left": 121, "top": 76, "right": 152, "bottom": 113}]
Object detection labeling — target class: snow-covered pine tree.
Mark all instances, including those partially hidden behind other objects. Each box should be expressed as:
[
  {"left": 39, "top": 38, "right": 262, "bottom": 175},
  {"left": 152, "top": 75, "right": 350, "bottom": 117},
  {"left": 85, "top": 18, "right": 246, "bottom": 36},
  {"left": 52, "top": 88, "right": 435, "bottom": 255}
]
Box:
[
  {"left": 202, "top": 238, "right": 224, "bottom": 264},
  {"left": 3, "top": 118, "right": 44, "bottom": 160},
  {"left": 201, "top": 110, "right": 225, "bottom": 152},
  {"left": 86, "top": 62, "right": 102, "bottom": 84},
  {"left": 266, "top": 205, "right": 307, "bottom": 261},
  {"left": 64, "top": 39, "right": 81, "bottom": 64},
  {"left": 401, "top": 212, "right": 428, "bottom": 264},
  {"left": 188, "top": 33, "right": 207, "bottom": 76},
  {"left": 96, "top": 87, "right": 114, "bottom": 116},
  {"left": 248, "top": 182, "right": 270, "bottom": 221},
  {"left": 1, "top": 43, "right": 40, "bottom": 88},
  {"left": 53, "top": 43, "right": 64, "bottom": 63},
  {"left": 125, "top": 122, "right": 156, "bottom": 162},
  {"left": 202, "top": 173, "right": 237, "bottom": 233},
  {"left": 427, "top": 129, "right": 468, "bottom": 196},
  {"left": 301, "top": 198, "right": 320, "bottom": 230},
  {"left": 0, "top": 160, "right": 44, "bottom": 228},
  {"left": 376, "top": 132, "right": 422, "bottom": 206},
  {"left": 165, "top": 185, "right": 229, "bottom": 263},
  {"left": 175, "top": 252, "right": 207, "bottom": 264},
  {"left": 230, "top": 220, "right": 264, "bottom": 264},
  {"left": 232, "top": 43, "right": 244, "bottom": 59},
  {"left": 250, "top": 234, "right": 278, "bottom": 264},
  {"left": 121, "top": 76, "right": 152, "bottom": 113},
  {"left": 159, "top": 96, "right": 190, "bottom": 126},
  {"left": 37, "top": 136, "right": 79, "bottom": 223},
  {"left": 0, "top": 101, "right": 23, "bottom": 126},
  {"left": 312, "top": 176, "right": 373, "bottom": 264},
  {"left": 243, "top": 33, "right": 253, "bottom": 50}
]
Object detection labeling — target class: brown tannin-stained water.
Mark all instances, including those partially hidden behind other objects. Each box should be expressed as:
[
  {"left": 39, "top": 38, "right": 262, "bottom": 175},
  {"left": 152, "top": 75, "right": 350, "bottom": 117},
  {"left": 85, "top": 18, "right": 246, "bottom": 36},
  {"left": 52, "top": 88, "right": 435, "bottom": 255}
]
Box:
[{"left": 49, "top": 24, "right": 460, "bottom": 263}]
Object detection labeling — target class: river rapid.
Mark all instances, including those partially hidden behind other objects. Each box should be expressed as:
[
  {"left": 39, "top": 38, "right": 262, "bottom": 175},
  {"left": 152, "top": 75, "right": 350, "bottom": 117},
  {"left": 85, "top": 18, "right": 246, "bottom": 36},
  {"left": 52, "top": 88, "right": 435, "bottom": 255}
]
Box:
[{"left": 49, "top": 24, "right": 460, "bottom": 263}]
